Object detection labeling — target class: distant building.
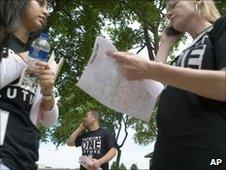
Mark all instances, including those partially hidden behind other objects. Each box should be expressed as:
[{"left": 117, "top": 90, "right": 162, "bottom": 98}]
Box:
[
  {"left": 37, "top": 163, "right": 78, "bottom": 170},
  {"left": 37, "top": 163, "right": 50, "bottom": 169},
  {"left": 37, "top": 162, "right": 81, "bottom": 170},
  {"left": 38, "top": 168, "right": 78, "bottom": 170},
  {"left": 144, "top": 152, "right": 153, "bottom": 169}
]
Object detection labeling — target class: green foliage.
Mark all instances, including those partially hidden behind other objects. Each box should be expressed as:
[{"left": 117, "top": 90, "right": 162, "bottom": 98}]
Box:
[
  {"left": 120, "top": 163, "right": 127, "bottom": 170},
  {"left": 110, "top": 161, "right": 128, "bottom": 170},
  {"left": 110, "top": 161, "right": 117, "bottom": 170},
  {"left": 37, "top": 124, "right": 48, "bottom": 142},
  {"left": 130, "top": 163, "right": 139, "bottom": 170},
  {"left": 215, "top": 0, "right": 226, "bottom": 15},
  {"left": 131, "top": 106, "right": 158, "bottom": 146}
]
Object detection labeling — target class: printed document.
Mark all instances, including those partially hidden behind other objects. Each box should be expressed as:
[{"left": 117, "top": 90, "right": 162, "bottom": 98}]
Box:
[{"left": 77, "top": 36, "right": 164, "bottom": 122}]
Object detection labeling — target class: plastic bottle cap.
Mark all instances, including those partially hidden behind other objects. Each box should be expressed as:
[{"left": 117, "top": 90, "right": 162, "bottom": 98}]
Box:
[{"left": 40, "top": 32, "right": 49, "bottom": 41}]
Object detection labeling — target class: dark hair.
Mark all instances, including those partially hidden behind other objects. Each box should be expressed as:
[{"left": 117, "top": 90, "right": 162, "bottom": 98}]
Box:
[
  {"left": 90, "top": 110, "right": 102, "bottom": 123},
  {"left": 0, "top": 0, "right": 28, "bottom": 60}
]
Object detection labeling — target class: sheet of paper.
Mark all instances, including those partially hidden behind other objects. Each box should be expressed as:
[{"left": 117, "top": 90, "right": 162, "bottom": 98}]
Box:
[
  {"left": 48, "top": 51, "right": 64, "bottom": 82},
  {"left": 0, "top": 110, "right": 9, "bottom": 145},
  {"left": 77, "top": 36, "right": 164, "bottom": 122},
  {"left": 79, "top": 156, "right": 93, "bottom": 169}
]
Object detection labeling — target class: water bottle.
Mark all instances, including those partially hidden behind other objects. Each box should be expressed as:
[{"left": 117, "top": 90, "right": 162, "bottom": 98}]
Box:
[{"left": 19, "top": 33, "right": 50, "bottom": 93}]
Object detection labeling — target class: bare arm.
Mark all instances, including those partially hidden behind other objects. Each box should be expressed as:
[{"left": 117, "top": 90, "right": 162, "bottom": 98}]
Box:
[
  {"left": 149, "top": 63, "right": 226, "bottom": 102},
  {"left": 91, "top": 147, "right": 117, "bottom": 169},
  {"left": 108, "top": 52, "right": 226, "bottom": 102},
  {"left": 41, "top": 95, "right": 55, "bottom": 111},
  {"left": 30, "top": 61, "right": 55, "bottom": 111},
  {"left": 66, "top": 123, "right": 86, "bottom": 146},
  {"left": 154, "top": 41, "right": 171, "bottom": 63},
  {"left": 29, "top": 59, "right": 59, "bottom": 127},
  {"left": 155, "top": 30, "right": 182, "bottom": 63}
]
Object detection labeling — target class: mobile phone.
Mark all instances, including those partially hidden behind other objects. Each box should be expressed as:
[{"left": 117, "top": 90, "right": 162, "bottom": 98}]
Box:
[{"left": 165, "top": 26, "right": 182, "bottom": 36}]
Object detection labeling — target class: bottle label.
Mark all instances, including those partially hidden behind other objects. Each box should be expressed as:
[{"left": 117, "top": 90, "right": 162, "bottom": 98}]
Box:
[
  {"left": 19, "top": 67, "right": 39, "bottom": 94},
  {"left": 29, "top": 46, "right": 48, "bottom": 61}
]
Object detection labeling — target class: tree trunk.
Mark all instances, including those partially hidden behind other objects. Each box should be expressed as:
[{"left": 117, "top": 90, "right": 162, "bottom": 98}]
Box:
[
  {"left": 115, "top": 148, "right": 121, "bottom": 170},
  {"left": 143, "top": 23, "right": 155, "bottom": 60}
]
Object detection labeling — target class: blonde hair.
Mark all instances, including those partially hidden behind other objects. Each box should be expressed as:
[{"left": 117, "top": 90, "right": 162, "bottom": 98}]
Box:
[
  {"left": 199, "top": 0, "right": 221, "bottom": 23},
  {"left": 165, "top": 0, "right": 221, "bottom": 23}
]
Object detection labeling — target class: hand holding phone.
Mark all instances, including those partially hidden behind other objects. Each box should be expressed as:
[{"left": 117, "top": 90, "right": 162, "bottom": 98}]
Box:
[
  {"left": 159, "top": 25, "right": 183, "bottom": 48},
  {"left": 79, "top": 122, "right": 86, "bottom": 131},
  {"left": 165, "top": 26, "right": 182, "bottom": 36}
]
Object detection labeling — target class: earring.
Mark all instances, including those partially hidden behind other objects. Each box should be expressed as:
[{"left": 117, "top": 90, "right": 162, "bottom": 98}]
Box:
[{"left": 195, "top": 4, "right": 201, "bottom": 15}]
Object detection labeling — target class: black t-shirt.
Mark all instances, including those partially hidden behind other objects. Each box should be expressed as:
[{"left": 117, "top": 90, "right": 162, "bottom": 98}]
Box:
[
  {"left": 0, "top": 36, "right": 40, "bottom": 170},
  {"left": 151, "top": 16, "right": 226, "bottom": 170},
  {"left": 75, "top": 128, "right": 116, "bottom": 170},
  {"left": 7, "top": 35, "right": 29, "bottom": 53}
]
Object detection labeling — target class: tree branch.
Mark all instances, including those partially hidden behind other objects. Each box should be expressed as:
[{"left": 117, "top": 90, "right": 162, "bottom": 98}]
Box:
[
  {"left": 116, "top": 115, "right": 122, "bottom": 142},
  {"left": 143, "top": 23, "right": 155, "bottom": 60},
  {"left": 136, "top": 44, "right": 146, "bottom": 54},
  {"left": 118, "top": 116, "right": 128, "bottom": 148}
]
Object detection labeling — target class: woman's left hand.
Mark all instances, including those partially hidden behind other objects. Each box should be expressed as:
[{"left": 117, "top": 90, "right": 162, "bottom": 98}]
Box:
[
  {"left": 107, "top": 51, "right": 152, "bottom": 80},
  {"left": 28, "top": 60, "right": 54, "bottom": 95}
]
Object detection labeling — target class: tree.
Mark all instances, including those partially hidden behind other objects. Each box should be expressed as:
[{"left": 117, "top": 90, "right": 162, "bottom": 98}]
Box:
[
  {"left": 41, "top": 1, "right": 165, "bottom": 168},
  {"left": 120, "top": 163, "right": 127, "bottom": 170},
  {"left": 39, "top": 0, "right": 226, "bottom": 169},
  {"left": 130, "top": 163, "right": 139, "bottom": 170},
  {"left": 110, "top": 161, "right": 117, "bottom": 170},
  {"left": 215, "top": 0, "right": 226, "bottom": 14},
  {"left": 111, "top": 161, "right": 127, "bottom": 170}
]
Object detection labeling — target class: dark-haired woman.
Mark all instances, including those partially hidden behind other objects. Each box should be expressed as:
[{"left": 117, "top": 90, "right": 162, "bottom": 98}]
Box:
[{"left": 0, "top": 0, "right": 58, "bottom": 169}]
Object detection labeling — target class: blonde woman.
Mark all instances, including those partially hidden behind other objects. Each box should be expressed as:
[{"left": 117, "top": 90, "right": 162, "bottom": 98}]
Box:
[{"left": 108, "top": 0, "right": 226, "bottom": 169}]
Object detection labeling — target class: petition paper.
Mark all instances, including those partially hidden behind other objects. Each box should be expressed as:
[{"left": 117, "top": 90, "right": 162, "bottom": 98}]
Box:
[{"left": 77, "top": 36, "right": 164, "bottom": 122}]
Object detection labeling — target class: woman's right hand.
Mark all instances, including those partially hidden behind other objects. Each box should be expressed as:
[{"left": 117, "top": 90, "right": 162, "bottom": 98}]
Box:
[
  {"left": 160, "top": 27, "right": 183, "bottom": 48},
  {"left": 155, "top": 28, "right": 183, "bottom": 63}
]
